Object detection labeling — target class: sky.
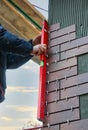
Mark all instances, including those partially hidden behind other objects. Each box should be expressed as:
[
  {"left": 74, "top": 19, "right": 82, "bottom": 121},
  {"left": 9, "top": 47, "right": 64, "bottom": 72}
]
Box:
[{"left": 0, "top": 1, "right": 48, "bottom": 130}]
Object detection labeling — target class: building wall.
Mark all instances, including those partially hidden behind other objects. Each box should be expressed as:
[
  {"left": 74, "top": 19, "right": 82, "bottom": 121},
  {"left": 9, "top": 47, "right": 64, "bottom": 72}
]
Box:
[
  {"left": 40, "top": 1, "right": 88, "bottom": 130},
  {"left": 40, "top": 22, "right": 88, "bottom": 130},
  {"left": 48, "top": 0, "right": 88, "bottom": 38}
]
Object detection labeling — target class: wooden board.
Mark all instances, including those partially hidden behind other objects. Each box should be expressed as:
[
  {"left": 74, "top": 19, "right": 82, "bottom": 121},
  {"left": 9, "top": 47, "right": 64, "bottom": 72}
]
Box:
[
  {"left": 47, "top": 66, "right": 77, "bottom": 82},
  {"left": 48, "top": 36, "right": 88, "bottom": 55},
  {"left": 46, "top": 90, "right": 60, "bottom": 103},
  {"left": 46, "top": 72, "right": 88, "bottom": 92},
  {"left": 49, "top": 23, "right": 60, "bottom": 32},
  {"left": 48, "top": 43, "right": 88, "bottom": 63},
  {"left": 47, "top": 57, "right": 77, "bottom": 72},
  {"left": 49, "top": 25, "right": 75, "bottom": 39},
  {"left": 46, "top": 80, "right": 60, "bottom": 92},
  {"left": 61, "top": 72, "right": 88, "bottom": 89},
  {"left": 49, "top": 32, "right": 76, "bottom": 47},
  {"left": 61, "top": 119, "right": 88, "bottom": 130},
  {"left": 61, "top": 36, "right": 88, "bottom": 52},
  {"left": 44, "top": 108, "right": 79, "bottom": 125},
  {"left": 0, "top": 0, "right": 44, "bottom": 40},
  {"left": 12, "top": 0, "right": 45, "bottom": 26},
  {"left": 61, "top": 82, "right": 88, "bottom": 99},
  {"left": 46, "top": 97, "right": 79, "bottom": 114},
  {"left": 61, "top": 44, "right": 88, "bottom": 60}
]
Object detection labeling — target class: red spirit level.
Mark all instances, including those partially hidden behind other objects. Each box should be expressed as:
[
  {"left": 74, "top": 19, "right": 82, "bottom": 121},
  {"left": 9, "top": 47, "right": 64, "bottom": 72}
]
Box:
[
  {"left": 37, "top": 20, "right": 48, "bottom": 122},
  {"left": 23, "top": 20, "right": 48, "bottom": 130}
]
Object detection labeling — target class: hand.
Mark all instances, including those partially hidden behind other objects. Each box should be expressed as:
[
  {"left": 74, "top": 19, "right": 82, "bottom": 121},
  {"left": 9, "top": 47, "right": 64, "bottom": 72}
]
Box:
[
  {"left": 33, "top": 34, "right": 41, "bottom": 45},
  {"left": 31, "top": 44, "right": 47, "bottom": 56}
]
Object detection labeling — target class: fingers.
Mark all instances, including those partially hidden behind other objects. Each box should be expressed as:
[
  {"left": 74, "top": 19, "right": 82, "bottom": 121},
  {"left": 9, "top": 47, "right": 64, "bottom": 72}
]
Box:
[
  {"left": 34, "top": 45, "right": 46, "bottom": 56},
  {"left": 38, "top": 44, "right": 47, "bottom": 56},
  {"left": 32, "top": 44, "right": 47, "bottom": 56}
]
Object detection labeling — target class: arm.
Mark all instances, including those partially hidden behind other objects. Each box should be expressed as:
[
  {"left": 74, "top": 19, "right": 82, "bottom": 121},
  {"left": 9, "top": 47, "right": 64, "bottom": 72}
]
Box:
[
  {"left": 0, "top": 26, "right": 33, "bottom": 56},
  {"left": 6, "top": 53, "right": 32, "bottom": 69},
  {"left": 0, "top": 26, "right": 46, "bottom": 57}
]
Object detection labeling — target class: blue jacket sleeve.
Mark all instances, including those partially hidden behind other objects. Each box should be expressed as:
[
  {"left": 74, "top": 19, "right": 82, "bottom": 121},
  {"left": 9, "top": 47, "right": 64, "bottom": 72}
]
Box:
[
  {"left": 6, "top": 53, "right": 33, "bottom": 69},
  {"left": 0, "top": 25, "right": 33, "bottom": 56}
]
